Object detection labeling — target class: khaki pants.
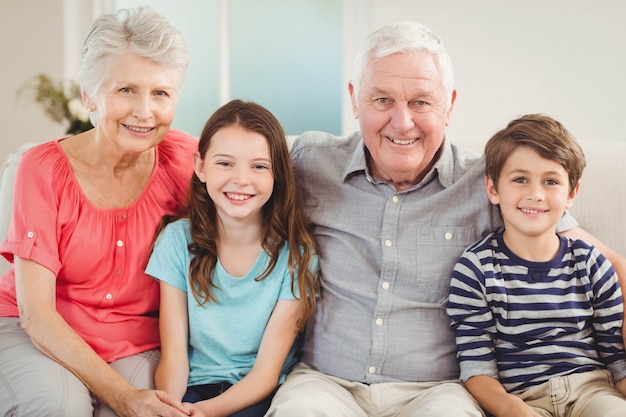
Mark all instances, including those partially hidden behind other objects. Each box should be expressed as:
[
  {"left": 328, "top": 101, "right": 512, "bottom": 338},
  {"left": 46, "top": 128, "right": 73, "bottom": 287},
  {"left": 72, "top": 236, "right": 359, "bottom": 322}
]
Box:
[
  {"left": 266, "top": 362, "right": 485, "bottom": 417},
  {"left": 519, "top": 369, "right": 626, "bottom": 417},
  {"left": 0, "top": 317, "right": 160, "bottom": 417}
]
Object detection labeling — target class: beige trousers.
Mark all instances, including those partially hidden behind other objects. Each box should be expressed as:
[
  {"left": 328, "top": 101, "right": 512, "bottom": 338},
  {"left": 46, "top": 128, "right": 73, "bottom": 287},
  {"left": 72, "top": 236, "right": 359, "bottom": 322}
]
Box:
[
  {"left": 266, "top": 362, "right": 485, "bottom": 417},
  {"left": 0, "top": 317, "right": 160, "bottom": 417},
  {"left": 519, "top": 369, "right": 626, "bottom": 417}
]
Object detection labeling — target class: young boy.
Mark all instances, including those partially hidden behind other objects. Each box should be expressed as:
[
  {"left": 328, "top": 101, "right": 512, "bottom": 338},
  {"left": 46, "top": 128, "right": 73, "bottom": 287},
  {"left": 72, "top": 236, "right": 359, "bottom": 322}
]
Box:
[{"left": 447, "top": 114, "right": 626, "bottom": 417}]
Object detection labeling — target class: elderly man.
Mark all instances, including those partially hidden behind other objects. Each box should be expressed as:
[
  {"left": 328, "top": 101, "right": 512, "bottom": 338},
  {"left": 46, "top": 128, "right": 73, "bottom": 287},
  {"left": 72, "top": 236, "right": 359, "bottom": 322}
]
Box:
[{"left": 267, "top": 21, "right": 626, "bottom": 417}]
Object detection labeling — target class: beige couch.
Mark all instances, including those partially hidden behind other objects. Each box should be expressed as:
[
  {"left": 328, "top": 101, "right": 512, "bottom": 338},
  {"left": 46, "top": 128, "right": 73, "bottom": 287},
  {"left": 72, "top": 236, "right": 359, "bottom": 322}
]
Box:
[{"left": 1, "top": 137, "right": 625, "bottom": 274}]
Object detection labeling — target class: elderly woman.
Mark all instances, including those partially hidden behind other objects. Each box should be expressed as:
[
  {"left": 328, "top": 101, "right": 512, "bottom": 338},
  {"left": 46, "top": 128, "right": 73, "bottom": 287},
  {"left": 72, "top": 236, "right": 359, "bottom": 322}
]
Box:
[{"left": 0, "top": 7, "right": 196, "bottom": 417}]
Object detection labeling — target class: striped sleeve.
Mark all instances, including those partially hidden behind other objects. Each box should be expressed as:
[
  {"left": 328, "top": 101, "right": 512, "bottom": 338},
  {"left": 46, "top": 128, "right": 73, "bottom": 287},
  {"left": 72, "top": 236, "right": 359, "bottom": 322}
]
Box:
[{"left": 447, "top": 234, "right": 500, "bottom": 382}]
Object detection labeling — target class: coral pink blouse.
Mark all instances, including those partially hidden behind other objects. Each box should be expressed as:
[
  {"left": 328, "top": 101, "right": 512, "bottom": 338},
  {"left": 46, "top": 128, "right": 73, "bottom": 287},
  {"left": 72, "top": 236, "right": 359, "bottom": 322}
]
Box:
[{"left": 0, "top": 129, "right": 196, "bottom": 362}]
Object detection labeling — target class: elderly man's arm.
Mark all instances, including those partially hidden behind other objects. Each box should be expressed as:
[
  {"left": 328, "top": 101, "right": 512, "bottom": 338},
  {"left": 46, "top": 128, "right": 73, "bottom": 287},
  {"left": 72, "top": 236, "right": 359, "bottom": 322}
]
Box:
[{"left": 562, "top": 226, "right": 626, "bottom": 343}]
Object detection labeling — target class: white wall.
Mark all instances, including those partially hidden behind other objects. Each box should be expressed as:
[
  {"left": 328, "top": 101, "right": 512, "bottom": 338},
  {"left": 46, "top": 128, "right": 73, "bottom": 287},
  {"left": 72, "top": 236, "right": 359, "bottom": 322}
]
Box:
[
  {"left": 345, "top": 0, "right": 626, "bottom": 146},
  {"left": 0, "top": 0, "right": 98, "bottom": 167},
  {"left": 1, "top": 0, "right": 65, "bottom": 166}
]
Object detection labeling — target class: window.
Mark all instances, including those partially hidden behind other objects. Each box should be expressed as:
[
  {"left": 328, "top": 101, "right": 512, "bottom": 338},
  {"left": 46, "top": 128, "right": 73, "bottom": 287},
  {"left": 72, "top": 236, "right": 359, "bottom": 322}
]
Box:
[{"left": 109, "top": 0, "right": 342, "bottom": 136}]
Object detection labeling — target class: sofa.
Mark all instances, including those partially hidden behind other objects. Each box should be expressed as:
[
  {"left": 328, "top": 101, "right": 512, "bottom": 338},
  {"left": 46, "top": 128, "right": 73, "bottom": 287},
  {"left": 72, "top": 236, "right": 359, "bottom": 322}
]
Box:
[{"left": 1, "top": 136, "right": 625, "bottom": 275}]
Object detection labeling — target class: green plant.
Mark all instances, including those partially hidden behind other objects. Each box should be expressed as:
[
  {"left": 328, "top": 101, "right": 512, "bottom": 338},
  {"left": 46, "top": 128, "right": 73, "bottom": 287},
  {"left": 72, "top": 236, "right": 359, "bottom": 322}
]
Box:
[{"left": 19, "top": 73, "right": 92, "bottom": 135}]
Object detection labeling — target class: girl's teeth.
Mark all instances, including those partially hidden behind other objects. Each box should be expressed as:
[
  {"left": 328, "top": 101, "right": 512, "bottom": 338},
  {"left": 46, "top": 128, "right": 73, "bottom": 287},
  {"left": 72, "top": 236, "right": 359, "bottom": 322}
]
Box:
[{"left": 227, "top": 193, "right": 249, "bottom": 201}]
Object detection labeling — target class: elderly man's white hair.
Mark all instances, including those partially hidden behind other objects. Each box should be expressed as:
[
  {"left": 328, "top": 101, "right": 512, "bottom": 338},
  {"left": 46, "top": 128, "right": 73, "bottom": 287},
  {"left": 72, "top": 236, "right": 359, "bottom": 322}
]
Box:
[{"left": 351, "top": 21, "right": 455, "bottom": 110}]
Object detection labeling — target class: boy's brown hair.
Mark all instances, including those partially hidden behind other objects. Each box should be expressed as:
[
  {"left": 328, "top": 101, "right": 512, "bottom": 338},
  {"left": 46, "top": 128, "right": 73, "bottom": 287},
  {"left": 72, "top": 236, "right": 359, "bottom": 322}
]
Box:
[{"left": 485, "top": 114, "right": 586, "bottom": 192}]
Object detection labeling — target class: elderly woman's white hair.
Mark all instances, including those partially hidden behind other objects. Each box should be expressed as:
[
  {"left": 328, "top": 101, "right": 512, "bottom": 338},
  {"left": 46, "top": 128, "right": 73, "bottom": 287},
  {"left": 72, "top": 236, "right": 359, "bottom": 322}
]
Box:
[
  {"left": 79, "top": 6, "right": 188, "bottom": 126},
  {"left": 351, "top": 21, "right": 455, "bottom": 110}
]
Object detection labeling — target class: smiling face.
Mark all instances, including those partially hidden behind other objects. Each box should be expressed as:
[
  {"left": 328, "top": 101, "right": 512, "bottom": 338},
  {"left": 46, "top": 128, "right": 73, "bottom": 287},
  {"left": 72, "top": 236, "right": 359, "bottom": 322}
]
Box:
[
  {"left": 486, "top": 146, "right": 579, "bottom": 241},
  {"left": 349, "top": 50, "right": 456, "bottom": 190},
  {"left": 194, "top": 124, "right": 274, "bottom": 226},
  {"left": 87, "top": 52, "right": 179, "bottom": 154}
]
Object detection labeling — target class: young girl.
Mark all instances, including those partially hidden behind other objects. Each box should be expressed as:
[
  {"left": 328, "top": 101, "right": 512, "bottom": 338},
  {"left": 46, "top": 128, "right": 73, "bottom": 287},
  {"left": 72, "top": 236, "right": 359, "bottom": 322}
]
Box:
[{"left": 146, "top": 100, "right": 319, "bottom": 417}]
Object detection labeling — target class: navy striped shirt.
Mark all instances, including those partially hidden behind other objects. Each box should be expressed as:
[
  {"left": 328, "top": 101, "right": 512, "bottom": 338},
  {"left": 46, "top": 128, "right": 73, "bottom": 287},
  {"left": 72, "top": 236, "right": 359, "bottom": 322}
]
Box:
[{"left": 447, "top": 232, "right": 626, "bottom": 393}]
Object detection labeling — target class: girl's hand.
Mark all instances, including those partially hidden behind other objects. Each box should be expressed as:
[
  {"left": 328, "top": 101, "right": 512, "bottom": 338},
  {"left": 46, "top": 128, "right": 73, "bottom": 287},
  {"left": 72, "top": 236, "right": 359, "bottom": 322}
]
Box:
[{"left": 182, "top": 402, "right": 207, "bottom": 417}]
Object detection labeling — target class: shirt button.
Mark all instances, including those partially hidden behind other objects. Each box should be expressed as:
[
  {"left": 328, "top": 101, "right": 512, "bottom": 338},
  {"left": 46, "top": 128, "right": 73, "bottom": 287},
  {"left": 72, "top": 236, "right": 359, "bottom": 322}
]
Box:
[
  {"left": 27, "top": 231, "right": 34, "bottom": 238},
  {"left": 368, "top": 366, "right": 376, "bottom": 374},
  {"left": 116, "top": 269, "right": 121, "bottom": 275},
  {"left": 381, "top": 282, "right": 390, "bottom": 290},
  {"left": 392, "top": 195, "right": 399, "bottom": 203},
  {"left": 385, "top": 240, "right": 392, "bottom": 247},
  {"left": 375, "top": 318, "right": 383, "bottom": 326},
  {"left": 105, "top": 293, "right": 113, "bottom": 300},
  {"left": 444, "top": 232, "right": 453, "bottom": 240},
  {"left": 120, "top": 213, "right": 126, "bottom": 220},
  {"left": 532, "top": 272, "right": 541, "bottom": 281},
  {"left": 117, "top": 240, "right": 124, "bottom": 247}
]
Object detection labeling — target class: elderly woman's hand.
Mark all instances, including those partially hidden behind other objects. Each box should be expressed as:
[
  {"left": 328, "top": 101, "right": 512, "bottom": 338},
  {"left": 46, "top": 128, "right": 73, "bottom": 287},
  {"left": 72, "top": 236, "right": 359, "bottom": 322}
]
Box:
[{"left": 117, "top": 388, "right": 191, "bottom": 417}]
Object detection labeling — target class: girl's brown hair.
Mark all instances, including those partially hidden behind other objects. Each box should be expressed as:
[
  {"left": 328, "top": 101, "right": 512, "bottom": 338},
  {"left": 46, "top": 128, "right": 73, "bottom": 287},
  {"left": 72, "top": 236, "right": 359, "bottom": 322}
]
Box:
[{"left": 162, "top": 100, "right": 318, "bottom": 330}]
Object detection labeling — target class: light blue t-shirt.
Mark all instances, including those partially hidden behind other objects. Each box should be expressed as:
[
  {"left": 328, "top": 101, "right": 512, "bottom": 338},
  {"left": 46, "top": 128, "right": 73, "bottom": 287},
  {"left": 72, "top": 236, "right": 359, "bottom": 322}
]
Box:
[{"left": 146, "top": 218, "right": 303, "bottom": 386}]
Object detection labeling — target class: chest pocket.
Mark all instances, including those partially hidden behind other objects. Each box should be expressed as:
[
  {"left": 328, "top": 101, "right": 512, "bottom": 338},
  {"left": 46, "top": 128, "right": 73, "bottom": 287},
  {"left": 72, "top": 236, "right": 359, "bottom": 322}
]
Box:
[{"left": 406, "top": 226, "right": 478, "bottom": 301}]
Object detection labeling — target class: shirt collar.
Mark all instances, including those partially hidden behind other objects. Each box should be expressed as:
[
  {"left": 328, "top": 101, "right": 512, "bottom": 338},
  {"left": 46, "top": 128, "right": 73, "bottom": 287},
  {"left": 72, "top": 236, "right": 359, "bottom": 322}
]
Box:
[
  {"left": 342, "top": 133, "right": 369, "bottom": 182},
  {"left": 431, "top": 138, "right": 456, "bottom": 188},
  {"left": 341, "top": 133, "right": 457, "bottom": 189}
]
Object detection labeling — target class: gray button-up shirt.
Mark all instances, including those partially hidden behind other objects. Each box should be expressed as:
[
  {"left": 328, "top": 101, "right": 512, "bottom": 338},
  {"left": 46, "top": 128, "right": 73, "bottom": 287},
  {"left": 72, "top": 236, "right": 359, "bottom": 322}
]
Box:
[{"left": 294, "top": 130, "right": 577, "bottom": 383}]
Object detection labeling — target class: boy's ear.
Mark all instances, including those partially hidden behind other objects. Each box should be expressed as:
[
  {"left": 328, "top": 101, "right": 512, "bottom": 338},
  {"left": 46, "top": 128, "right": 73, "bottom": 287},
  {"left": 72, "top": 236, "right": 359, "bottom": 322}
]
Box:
[
  {"left": 485, "top": 175, "right": 500, "bottom": 205},
  {"left": 193, "top": 152, "right": 206, "bottom": 183},
  {"left": 565, "top": 181, "right": 581, "bottom": 209}
]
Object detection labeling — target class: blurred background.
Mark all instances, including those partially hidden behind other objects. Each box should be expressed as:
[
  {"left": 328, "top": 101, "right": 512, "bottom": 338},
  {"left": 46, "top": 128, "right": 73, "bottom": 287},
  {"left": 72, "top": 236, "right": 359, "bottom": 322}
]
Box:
[{"left": 2, "top": 0, "right": 625, "bottom": 166}]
